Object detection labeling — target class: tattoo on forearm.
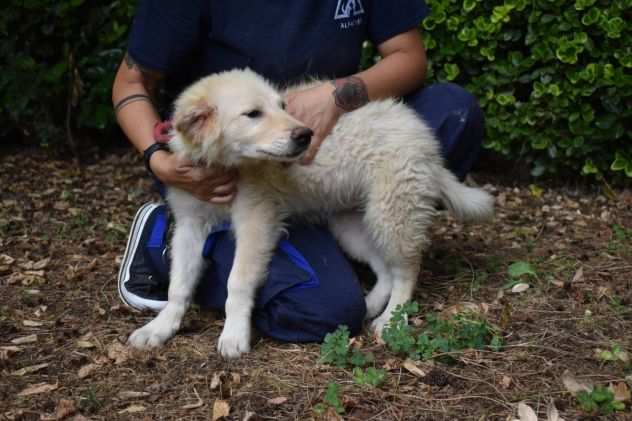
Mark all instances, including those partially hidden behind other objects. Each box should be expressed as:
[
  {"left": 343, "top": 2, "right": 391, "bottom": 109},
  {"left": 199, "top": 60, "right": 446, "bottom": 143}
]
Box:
[
  {"left": 123, "top": 52, "right": 164, "bottom": 99},
  {"left": 331, "top": 76, "right": 369, "bottom": 112},
  {"left": 124, "top": 52, "right": 137, "bottom": 70},
  {"left": 114, "top": 94, "right": 153, "bottom": 114}
]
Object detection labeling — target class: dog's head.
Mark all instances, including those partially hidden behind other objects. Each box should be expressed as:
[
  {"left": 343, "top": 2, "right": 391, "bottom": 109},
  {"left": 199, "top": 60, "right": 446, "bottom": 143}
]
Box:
[{"left": 171, "top": 69, "right": 312, "bottom": 167}]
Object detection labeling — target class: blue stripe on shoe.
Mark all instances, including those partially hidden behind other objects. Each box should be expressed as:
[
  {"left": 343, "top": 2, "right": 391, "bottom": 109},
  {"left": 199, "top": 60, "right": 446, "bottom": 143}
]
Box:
[{"left": 147, "top": 211, "right": 167, "bottom": 248}]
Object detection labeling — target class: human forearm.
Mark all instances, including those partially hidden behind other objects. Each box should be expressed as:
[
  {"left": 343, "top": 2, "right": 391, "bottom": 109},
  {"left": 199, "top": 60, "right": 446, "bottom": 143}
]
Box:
[
  {"left": 356, "top": 44, "right": 426, "bottom": 101},
  {"left": 112, "top": 54, "right": 163, "bottom": 154},
  {"left": 336, "top": 29, "right": 427, "bottom": 106}
]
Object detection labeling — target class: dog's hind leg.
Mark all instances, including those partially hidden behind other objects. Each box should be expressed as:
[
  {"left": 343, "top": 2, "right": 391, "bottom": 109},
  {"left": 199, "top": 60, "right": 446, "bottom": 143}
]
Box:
[
  {"left": 128, "top": 213, "right": 213, "bottom": 348},
  {"left": 330, "top": 212, "right": 392, "bottom": 319},
  {"left": 362, "top": 183, "right": 434, "bottom": 336},
  {"left": 370, "top": 263, "right": 420, "bottom": 335},
  {"left": 218, "top": 193, "right": 281, "bottom": 359}
]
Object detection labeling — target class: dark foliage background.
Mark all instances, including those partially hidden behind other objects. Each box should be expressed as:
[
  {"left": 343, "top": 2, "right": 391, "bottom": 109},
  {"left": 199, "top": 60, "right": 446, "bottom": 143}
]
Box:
[{"left": 1, "top": 0, "right": 630, "bottom": 181}]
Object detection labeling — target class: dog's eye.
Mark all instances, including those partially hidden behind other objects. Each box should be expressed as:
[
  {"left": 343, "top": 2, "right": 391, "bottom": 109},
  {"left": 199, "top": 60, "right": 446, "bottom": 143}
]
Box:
[{"left": 244, "top": 109, "right": 262, "bottom": 118}]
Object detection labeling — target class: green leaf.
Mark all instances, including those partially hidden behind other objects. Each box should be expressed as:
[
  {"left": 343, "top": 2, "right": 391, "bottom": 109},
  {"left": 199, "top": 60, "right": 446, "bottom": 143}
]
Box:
[
  {"left": 508, "top": 261, "right": 537, "bottom": 278},
  {"left": 463, "top": 0, "right": 477, "bottom": 13},
  {"left": 582, "top": 159, "right": 599, "bottom": 175},
  {"left": 323, "top": 382, "right": 345, "bottom": 414},
  {"left": 353, "top": 367, "right": 386, "bottom": 387},
  {"left": 610, "top": 154, "right": 627, "bottom": 172},
  {"left": 320, "top": 325, "right": 350, "bottom": 367},
  {"left": 443, "top": 63, "right": 460, "bottom": 81}
]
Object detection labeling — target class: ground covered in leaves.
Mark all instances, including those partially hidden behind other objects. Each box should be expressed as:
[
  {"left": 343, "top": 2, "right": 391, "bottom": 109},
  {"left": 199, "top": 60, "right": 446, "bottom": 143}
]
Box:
[{"left": 1, "top": 148, "right": 631, "bottom": 420}]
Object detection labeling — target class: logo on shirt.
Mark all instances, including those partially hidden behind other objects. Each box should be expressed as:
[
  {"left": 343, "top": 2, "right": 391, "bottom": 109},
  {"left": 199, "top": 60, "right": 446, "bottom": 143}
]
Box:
[{"left": 334, "top": 0, "right": 365, "bottom": 20}]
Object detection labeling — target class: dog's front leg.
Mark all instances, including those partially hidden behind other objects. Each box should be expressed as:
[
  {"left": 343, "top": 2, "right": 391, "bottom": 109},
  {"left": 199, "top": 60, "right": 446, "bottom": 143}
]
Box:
[
  {"left": 218, "top": 197, "right": 280, "bottom": 359},
  {"left": 128, "top": 214, "right": 212, "bottom": 348}
]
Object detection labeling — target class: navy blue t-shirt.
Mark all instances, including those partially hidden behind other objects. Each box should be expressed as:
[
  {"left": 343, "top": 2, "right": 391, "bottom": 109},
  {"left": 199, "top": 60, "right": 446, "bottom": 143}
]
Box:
[{"left": 128, "top": 0, "right": 428, "bottom": 100}]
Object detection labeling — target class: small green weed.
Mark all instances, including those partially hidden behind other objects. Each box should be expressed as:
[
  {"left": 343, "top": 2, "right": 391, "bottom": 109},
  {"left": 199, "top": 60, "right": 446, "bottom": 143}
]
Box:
[
  {"left": 320, "top": 326, "right": 385, "bottom": 388},
  {"left": 595, "top": 343, "right": 629, "bottom": 365},
  {"left": 576, "top": 385, "right": 625, "bottom": 415},
  {"left": 313, "top": 382, "right": 345, "bottom": 415},
  {"left": 320, "top": 325, "right": 352, "bottom": 368},
  {"left": 352, "top": 366, "right": 386, "bottom": 387},
  {"left": 608, "top": 224, "right": 632, "bottom": 255},
  {"left": 320, "top": 325, "right": 375, "bottom": 369},
  {"left": 382, "top": 302, "right": 502, "bottom": 362},
  {"left": 79, "top": 386, "right": 103, "bottom": 413}
]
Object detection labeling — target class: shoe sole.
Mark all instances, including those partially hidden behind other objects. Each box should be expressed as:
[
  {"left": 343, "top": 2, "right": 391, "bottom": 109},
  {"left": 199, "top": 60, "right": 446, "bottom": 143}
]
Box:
[{"left": 117, "top": 202, "right": 167, "bottom": 312}]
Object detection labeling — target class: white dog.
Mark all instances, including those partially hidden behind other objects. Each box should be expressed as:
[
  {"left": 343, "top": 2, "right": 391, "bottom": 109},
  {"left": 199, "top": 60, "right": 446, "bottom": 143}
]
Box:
[{"left": 128, "top": 69, "right": 493, "bottom": 358}]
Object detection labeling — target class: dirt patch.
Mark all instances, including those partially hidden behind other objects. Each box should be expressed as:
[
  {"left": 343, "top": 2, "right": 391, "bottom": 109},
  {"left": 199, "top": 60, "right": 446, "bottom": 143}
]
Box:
[{"left": 1, "top": 149, "right": 631, "bottom": 420}]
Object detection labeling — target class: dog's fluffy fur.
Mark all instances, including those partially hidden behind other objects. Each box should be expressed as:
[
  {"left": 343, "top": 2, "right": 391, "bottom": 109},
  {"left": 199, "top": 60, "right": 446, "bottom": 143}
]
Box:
[{"left": 128, "top": 69, "right": 494, "bottom": 358}]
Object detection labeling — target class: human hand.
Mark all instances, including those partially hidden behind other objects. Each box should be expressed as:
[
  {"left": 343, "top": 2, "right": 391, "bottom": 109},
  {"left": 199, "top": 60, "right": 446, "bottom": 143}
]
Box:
[
  {"left": 149, "top": 150, "right": 238, "bottom": 204},
  {"left": 285, "top": 83, "right": 344, "bottom": 165}
]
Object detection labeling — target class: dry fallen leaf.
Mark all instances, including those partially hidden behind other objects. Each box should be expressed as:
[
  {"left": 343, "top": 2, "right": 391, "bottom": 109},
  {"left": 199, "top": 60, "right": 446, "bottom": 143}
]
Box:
[
  {"left": 118, "top": 391, "right": 150, "bottom": 400},
  {"left": 440, "top": 302, "right": 482, "bottom": 319},
  {"left": 118, "top": 405, "right": 146, "bottom": 414},
  {"left": 547, "top": 399, "right": 564, "bottom": 421},
  {"left": 32, "top": 258, "right": 50, "bottom": 270},
  {"left": 500, "top": 375, "right": 512, "bottom": 389},
  {"left": 106, "top": 341, "right": 130, "bottom": 365},
  {"left": 17, "top": 382, "right": 58, "bottom": 396},
  {"left": 12, "top": 363, "right": 49, "bottom": 376},
  {"left": 212, "top": 400, "right": 230, "bottom": 421},
  {"left": 382, "top": 358, "right": 399, "bottom": 370},
  {"left": 561, "top": 370, "right": 592, "bottom": 395},
  {"left": 402, "top": 359, "right": 427, "bottom": 377},
  {"left": 230, "top": 372, "right": 241, "bottom": 385},
  {"left": 511, "top": 283, "right": 530, "bottom": 293},
  {"left": 182, "top": 400, "right": 204, "bottom": 410},
  {"left": 210, "top": 371, "right": 225, "bottom": 390},
  {"left": 11, "top": 334, "right": 38, "bottom": 344},
  {"left": 570, "top": 266, "right": 583, "bottom": 284},
  {"left": 41, "top": 399, "right": 77, "bottom": 421},
  {"left": 268, "top": 396, "right": 288, "bottom": 405},
  {"left": 76, "top": 340, "right": 95, "bottom": 349},
  {"left": 181, "top": 387, "right": 204, "bottom": 410},
  {"left": 242, "top": 411, "right": 256, "bottom": 421},
  {"left": 77, "top": 363, "right": 100, "bottom": 379},
  {"left": 0, "top": 346, "right": 22, "bottom": 360},
  {"left": 610, "top": 382, "right": 631, "bottom": 402},
  {"left": 323, "top": 407, "right": 343, "bottom": 421},
  {"left": 516, "top": 402, "right": 538, "bottom": 421},
  {"left": 0, "top": 254, "right": 15, "bottom": 265}
]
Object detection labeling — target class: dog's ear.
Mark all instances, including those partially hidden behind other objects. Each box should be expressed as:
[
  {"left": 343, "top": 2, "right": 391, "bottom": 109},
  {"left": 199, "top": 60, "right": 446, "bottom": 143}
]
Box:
[{"left": 173, "top": 100, "right": 220, "bottom": 145}]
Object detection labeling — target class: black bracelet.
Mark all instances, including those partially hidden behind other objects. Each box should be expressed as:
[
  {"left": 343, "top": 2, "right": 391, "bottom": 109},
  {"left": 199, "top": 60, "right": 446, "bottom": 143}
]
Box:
[{"left": 143, "top": 143, "right": 170, "bottom": 178}]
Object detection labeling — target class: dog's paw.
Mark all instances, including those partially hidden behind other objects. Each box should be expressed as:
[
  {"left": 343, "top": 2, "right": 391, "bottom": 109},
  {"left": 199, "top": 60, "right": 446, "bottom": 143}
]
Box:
[
  {"left": 370, "top": 314, "right": 390, "bottom": 338},
  {"left": 217, "top": 325, "right": 250, "bottom": 359},
  {"left": 128, "top": 318, "right": 177, "bottom": 349}
]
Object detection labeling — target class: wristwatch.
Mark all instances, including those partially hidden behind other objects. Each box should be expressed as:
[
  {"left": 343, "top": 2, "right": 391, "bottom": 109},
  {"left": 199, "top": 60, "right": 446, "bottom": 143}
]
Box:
[
  {"left": 143, "top": 120, "right": 174, "bottom": 178},
  {"left": 143, "top": 142, "right": 170, "bottom": 178}
]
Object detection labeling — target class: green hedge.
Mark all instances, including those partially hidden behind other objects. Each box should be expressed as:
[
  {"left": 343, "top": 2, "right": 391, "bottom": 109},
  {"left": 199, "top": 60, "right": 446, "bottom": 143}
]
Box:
[
  {"left": 420, "top": 0, "right": 632, "bottom": 181},
  {"left": 2, "top": 0, "right": 630, "bottom": 182},
  {"left": 0, "top": 0, "right": 134, "bottom": 147}
]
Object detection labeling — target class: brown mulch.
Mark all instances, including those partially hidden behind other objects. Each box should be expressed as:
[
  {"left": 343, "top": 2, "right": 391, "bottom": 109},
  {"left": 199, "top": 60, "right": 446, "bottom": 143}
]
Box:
[{"left": 1, "top": 148, "right": 631, "bottom": 420}]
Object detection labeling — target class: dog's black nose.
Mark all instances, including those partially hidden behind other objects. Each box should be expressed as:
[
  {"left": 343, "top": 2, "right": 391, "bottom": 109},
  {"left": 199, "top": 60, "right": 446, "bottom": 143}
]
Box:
[{"left": 291, "top": 127, "right": 313, "bottom": 149}]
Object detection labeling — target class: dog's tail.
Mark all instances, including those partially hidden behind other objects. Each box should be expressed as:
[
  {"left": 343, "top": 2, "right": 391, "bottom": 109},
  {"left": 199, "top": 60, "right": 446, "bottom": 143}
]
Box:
[{"left": 437, "top": 168, "right": 494, "bottom": 223}]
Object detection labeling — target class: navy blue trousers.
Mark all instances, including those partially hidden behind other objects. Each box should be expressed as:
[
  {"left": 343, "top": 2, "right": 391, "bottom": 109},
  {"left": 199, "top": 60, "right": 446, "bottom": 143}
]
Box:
[{"left": 152, "top": 82, "right": 484, "bottom": 342}]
